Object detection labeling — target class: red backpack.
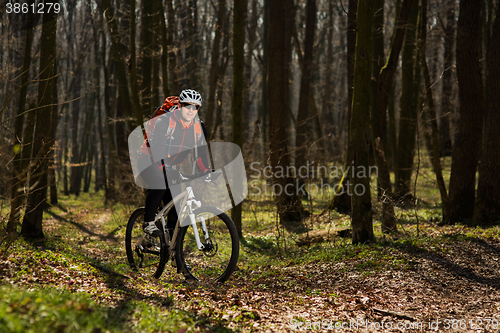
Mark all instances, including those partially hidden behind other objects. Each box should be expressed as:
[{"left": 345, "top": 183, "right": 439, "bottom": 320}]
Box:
[{"left": 143, "top": 96, "right": 179, "bottom": 147}]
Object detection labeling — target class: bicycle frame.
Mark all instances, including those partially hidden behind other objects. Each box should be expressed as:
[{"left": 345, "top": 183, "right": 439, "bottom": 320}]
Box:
[{"left": 152, "top": 185, "right": 208, "bottom": 252}]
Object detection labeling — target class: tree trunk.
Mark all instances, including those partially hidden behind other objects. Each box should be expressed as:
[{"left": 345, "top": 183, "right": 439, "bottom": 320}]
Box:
[
  {"left": 268, "top": 0, "right": 306, "bottom": 229},
  {"left": 378, "top": 0, "right": 414, "bottom": 141},
  {"left": 22, "top": 8, "right": 58, "bottom": 240},
  {"left": 140, "top": 0, "right": 154, "bottom": 114},
  {"left": 370, "top": 0, "right": 396, "bottom": 232},
  {"left": 100, "top": 28, "right": 117, "bottom": 201},
  {"left": 439, "top": 0, "right": 455, "bottom": 157},
  {"left": 419, "top": 0, "right": 449, "bottom": 222},
  {"left": 295, "top": 0, "right": 317, "bottom": 178},
  {"left": 8, "top": 13, "right": 35, "bottom": 233},
  {"left": 260, "top": 0, "right": 270, "bottom": 159},
  {"left": 242, "top": 0, "right": 257, "bottom": 146},
  {"left": 321, "top": 0, "right": 335, "bottom": 158},
  {"left": 93, "top": 25, "right": 108, "bottom": 195},
  {"left": 158, "top": 0, "right": 170, "bottom": 97},
  {"left": 447, "top": 0, "right": 484, "bottom": 224},
  {"left": 129, "top": 0, "right": 145, "bottom": 124},
  {"left": 328, "top": 0, "right": 357, "bottom": 215},
  {"left": 394, "top": 0, "right": 418, "bottom": 202},
  {"left": 186, "top": 1, "right": 198, "bottom": 88},
  {"left": 205, "top": 0, "right": 226, "bottom": 136},
  {"left": 62, "top": 112, "right": 69, "bottom": 196},
  {"left": 346, "top": 0, "right": 357, "bottom": 146},
  {"left": 310, "top": 88, "right": 326, "bottom": 161},
  {"left": 69, "top": 68, "right": 82, "bottom": 195},
  {"left": 473, "top": 4, "right": 500, "bottom": 226},
  {"left": 49, "top": 60, "right": 60, "bottom": 205},
  {"left": 101, "top": 0, "right": 138, "bottom": 127},
  {"left": 211, "top": 13, "right": 231, "bottom": 141},
  {"left": 231, "top": 0, "right": 246, "bottom": 237},
  {"left": 351, "top": 0, "right": 374, "bottom": 244},
  {"left": 166, "top": 0, "right": 179, "bottom": 93},
  {"left": 151, "top": 0, "right": 161, "bottom": 107},
  {"left": 386, "top": 83, "right": 397, "bottom": 170}
]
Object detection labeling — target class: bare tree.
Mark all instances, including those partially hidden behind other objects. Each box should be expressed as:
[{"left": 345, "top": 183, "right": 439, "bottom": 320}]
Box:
[
  {"left": 22, "top": 7, "right": 58, "bottom": 240},
  {"left": 394, "top": 0, "right": 419, "bottom": 202},
  {"left": 231, "top": 0, "right": 246, "bottom": 237},
  {"left": 419, "top": 0, "right": 449, "bottom": 222},
  {"left": 350, "top": 0, "right": 375, "bottom": 244},
  {"left": 473, "top": 2, "right": 500, "bottom": 226},
  {"left": 439, "top": 0, "right": 456, "bottom": 157},
  {"left": 295, "top": 0, "right": 317, "bottom": 175},
  {"left": 447, "top": 0, "right": 484, "bottom": 224},
  {"left": 268, "top": 0, "right": 306, "bottom": 229}
]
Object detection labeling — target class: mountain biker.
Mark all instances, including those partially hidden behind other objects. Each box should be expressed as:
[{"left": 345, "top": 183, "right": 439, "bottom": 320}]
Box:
[{"left": 140, "top": 89, "right": 210, "bottom": 237}]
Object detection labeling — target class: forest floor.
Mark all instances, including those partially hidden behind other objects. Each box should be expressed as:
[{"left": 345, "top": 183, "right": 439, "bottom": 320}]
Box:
[{"left": 1, "top": 174, "right": 500, "bottom": 332}]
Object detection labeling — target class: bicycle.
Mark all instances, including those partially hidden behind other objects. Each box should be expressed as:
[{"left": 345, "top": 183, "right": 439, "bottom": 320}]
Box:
[{"left": 125, "top": 170, "right": 240, "bottom": 283}]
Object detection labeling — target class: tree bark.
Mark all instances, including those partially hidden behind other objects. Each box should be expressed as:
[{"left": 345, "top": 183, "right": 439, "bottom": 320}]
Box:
[
  {"left": 268, "top": 0, "right": 306, "bottom": 229},
  {"left": 186, "top": 1, "right": 198, "bottom": 88},
  {"left": 8, "top": 13, "right": 35, "bottom": 233},
  {"left": 129, "top": 0, "right": 145, "bottom": 123},
  {"left": 242, "top": 0, "right": 257, "bottom": 145},
  {"left": 394, "top": 0, "right": 418, "bottom": 202},
  {"left": 48, "top": 59, "right": 60, "bottom": 205},
  {"left": 473, "top": 4, "right": 500, "bottom": 226},
  {"left": 205, "top": 0, "right": 225, "bottom": 136},
  {"left": 419, "top": 0, "right": 449, "bottom": 222},
  {"left": 328, "top": 0, "right": 357, "bottom": 215},
  {"left": 370, "top": 0, "right": 396, "bottom": 232},
  {"left": 140, "top": 0, "right": 154, "bottom": 114},
  {"left": 295, "top": 0, "right": 316, "bottom": 175},
  {"left": 151, "top": 0, "right": 161, "bottom": 107},
  {"left": 166, "top": 0, "right": 179, "bottom": 93},
  {"left": 378, "top": 0, "right": 414, "bottom": 143},
  {"left": 321, "top": 0, "right": 335, "bottom": 158},
  {"left": 260, "top": 0, "right": 270, "bottom": 159},
  {"left": 158, "top": 0, "right": 170, "bottom": 97},
  {"left": 22, "top": 7, "right": 58, "bottom": 240},
  {"left": 69, "top": 68, "right": 82, "bottom": 195},
  {"left": 447, "top": 0, "right": 484, "bottom": 224},
  {"left": 231, "top": 0, "right": 246, "bottom": 237},
  {"left": 351, "top": 0, "right": 374, "bottom": 244},
  {"left": 101, "top": 0, "right": 138, "bottom": 127},
  {"left": 439, "top": 0, "right": 455, "bottom": 157}
]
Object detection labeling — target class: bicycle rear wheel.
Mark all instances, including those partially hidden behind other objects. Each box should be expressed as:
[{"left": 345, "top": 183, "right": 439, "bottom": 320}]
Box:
[
  {"left": 125, "top": 207, "right": 167, "bottom": 278},
  {"left": 175, "top": 207, "right": 239, "bottom": 283}
]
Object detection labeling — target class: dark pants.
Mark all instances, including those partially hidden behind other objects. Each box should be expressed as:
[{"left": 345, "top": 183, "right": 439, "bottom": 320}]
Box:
[
  {"left": 144, "top": 188, "right": 179, "bottom": 229},
  {"left": 138, "top": 158, "right": 180, "bottom": 228}
]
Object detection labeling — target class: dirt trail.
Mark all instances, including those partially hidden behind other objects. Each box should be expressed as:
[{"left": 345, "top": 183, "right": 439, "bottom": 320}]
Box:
[{"left": 7, "top": 204, "right": 500, "bottom": 332}]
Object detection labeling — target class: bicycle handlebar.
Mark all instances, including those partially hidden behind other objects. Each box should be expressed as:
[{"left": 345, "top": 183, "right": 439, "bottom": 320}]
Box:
[{"left": 164, "top": 167, "right": 221, "bottom": 184}]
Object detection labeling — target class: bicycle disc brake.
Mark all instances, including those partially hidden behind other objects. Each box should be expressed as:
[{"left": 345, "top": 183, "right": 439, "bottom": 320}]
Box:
[{"left": 202, "top": 239, "right": 218, "bottom": 257}]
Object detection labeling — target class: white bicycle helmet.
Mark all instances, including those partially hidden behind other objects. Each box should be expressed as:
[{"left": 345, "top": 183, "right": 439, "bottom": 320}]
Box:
[{"left": 179, "top": 89, "right": 202, "bottom": 106}]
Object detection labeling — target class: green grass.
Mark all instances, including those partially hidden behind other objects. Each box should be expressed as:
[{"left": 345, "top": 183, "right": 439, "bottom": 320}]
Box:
[
  {"left": 0, "top": 285, "right": 209, "bottom": 333},
  {"left": 0, "top": 286, "right": 119, "bottom": 333},
  {"left": 1, "top": 158, "right": 499, "bottom": 331}
]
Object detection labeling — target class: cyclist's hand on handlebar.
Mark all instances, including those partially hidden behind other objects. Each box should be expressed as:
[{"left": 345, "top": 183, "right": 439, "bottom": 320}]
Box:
[
  {"left": 206, "top": 169, "right": 222, "bottom": 182},
  {"left": 165, "top": 167, "right": 180, "bottom": 183}
]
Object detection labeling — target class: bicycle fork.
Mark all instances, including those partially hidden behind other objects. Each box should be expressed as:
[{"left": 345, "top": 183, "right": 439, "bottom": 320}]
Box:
[{"left": 185, "top": 187, "right": 210, "bottom": 251}]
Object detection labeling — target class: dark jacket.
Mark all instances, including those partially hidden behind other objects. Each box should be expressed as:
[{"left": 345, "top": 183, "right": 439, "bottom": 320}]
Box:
[{"left": 149, "top": 108, "right": 209, "bottom": 172}]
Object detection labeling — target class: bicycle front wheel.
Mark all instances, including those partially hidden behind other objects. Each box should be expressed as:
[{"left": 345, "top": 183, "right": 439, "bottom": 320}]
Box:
[
  {"left": 125, "top": 207, "right": 167, "bottom": 279},
  {"left": 175, "top": 207, "right": 239, "bottom": 283}
]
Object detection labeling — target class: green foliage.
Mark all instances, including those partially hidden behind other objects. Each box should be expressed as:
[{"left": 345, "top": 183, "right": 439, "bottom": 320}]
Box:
[
  {"left": 0, "top": 287, "right": 117, "bottom": 333},
  {"left": 2, "top": 159, "right": 500, "bottom": 331}
]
